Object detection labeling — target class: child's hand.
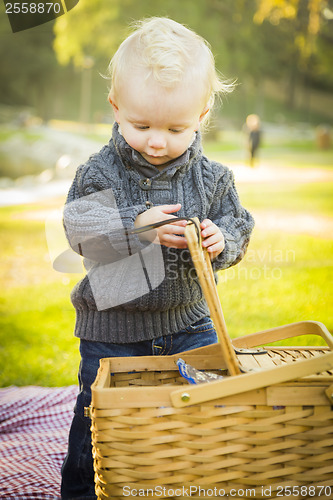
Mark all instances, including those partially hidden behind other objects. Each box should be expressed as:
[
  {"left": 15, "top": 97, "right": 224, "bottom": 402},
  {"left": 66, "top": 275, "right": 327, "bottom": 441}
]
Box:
[
  {"left": 200, "top": 219, "right": 225, "bottom": 260},
  {"left": 134, "top": 203, "right": 188, "bottom": 248}
]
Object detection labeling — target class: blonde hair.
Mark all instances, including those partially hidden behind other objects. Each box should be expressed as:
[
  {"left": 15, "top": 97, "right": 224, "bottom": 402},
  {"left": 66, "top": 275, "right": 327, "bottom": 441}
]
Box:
[{"left": 108, "top": 17, "right": 234, "bottom": 112}]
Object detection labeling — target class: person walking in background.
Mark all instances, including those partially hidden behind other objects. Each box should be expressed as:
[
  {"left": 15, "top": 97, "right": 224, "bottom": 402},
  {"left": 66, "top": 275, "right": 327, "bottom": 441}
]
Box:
[{"left": 245, "top": 114, "right": 261, "bottom": 167}]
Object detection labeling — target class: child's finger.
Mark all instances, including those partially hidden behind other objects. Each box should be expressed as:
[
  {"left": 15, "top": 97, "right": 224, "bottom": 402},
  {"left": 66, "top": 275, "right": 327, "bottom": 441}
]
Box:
[
  {"left": 202, "top": 232, "right": 221, "bottom": 248},
  {"left": 200, "top": 218, "right": 212, "bottom": 229},
  {"left": 201, "top": 225, "right": 217, "bottom": 238},
  {"left": 205, "top": 239, "right": 225, "bottom": 260},
  {"left": 206, "top": 240, "right": 225, "bottom": 252},
  {"left": 200, "top": 219, "right": 216, "bottom": 237},
  {"left": 159, "top": 203, "right": 182, "bottom": 215},
  {"left": 156, "top": 233, "right": 188, "bottom": 248},
  {"left": 162, "top": 222, "right": 186, "bottom": 233}
]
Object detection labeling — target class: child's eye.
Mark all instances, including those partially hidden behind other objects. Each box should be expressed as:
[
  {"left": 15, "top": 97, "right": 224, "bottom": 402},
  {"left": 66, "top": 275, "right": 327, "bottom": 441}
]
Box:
[
  {"left": 134, "top": 124, "right": 149, "bottom": 130},
  {"left": 169, "top": 128, "right": 183, "bottom": 133}
]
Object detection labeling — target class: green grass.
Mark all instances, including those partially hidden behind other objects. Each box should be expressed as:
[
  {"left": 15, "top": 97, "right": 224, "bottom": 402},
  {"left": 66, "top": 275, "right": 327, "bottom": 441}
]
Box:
[
  {"left": 0, "top": 199, "right": 81, "bottom": 387},
  {"left": 0, "top": 160, "right": 332, "bottom": 386},
  {"left": 237, "top": 182, "right": 333, "bottom": 217},
  {"left": 1, "top": 284, "right": 79, "bottom": 386},
  {"left": 218, "top": 229, "right": 333, "bottom": 344}
]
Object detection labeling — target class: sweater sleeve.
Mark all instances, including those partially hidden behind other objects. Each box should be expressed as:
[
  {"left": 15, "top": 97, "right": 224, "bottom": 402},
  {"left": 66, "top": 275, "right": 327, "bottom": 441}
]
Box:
[
  {"left": 63, "top": 161, "right": 148, "bottom": 264},
  {"left": 207, "top": 167, "right": 254, "bottom": 271}
]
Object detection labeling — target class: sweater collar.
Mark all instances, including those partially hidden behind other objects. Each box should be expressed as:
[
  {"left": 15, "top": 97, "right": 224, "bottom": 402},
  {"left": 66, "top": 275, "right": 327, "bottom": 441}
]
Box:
[{"left": 111, "top": 122, "right": 202, "bottom": 178}]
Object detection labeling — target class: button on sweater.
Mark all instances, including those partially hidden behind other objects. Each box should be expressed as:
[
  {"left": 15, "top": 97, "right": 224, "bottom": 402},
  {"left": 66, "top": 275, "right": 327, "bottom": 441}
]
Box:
[{"left": 63, "top": 123, "right": 254, "bottom": 343}]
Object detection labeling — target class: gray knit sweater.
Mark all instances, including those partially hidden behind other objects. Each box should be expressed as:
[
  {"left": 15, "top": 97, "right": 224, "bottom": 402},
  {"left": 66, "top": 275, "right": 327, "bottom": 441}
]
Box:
[{"left": 64, "top": 123, "right": 254, "bottom": 343}]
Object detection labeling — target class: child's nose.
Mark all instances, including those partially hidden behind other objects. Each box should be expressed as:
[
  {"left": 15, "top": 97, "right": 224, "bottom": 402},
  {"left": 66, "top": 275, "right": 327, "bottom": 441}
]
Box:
[{"left": 148, "top": 133, "right": 166, "bottom": 150}]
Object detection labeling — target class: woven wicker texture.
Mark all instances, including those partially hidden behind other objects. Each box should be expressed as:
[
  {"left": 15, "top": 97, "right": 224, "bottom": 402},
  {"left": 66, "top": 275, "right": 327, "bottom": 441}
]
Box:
[
  {"left": 90, "top": 345, "right": 333, "bottom": 500},
  {"left": 92, "top": 400, "right": 332, "bottom": 499}
]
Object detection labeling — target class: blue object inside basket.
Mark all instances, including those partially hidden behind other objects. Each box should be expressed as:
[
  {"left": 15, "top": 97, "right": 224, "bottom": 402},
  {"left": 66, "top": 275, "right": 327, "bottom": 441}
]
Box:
[{"left": 177, "top": 358, "right": 224, "bottom": 384}]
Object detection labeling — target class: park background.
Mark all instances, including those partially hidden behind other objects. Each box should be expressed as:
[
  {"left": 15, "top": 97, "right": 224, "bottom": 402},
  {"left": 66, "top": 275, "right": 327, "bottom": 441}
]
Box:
[{"left": 0, "top": 0, "right": 332, "bottom": 387}]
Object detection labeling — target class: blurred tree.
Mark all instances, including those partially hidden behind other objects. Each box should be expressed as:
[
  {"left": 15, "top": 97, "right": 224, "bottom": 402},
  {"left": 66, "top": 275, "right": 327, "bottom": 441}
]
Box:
[
  {"left": 0, "top": 12, "right": 56, "bottom": 120},
  {"left": 53, "top": 0, "right": 121, "bottom": 67},
  {"left": 1, "top": 0, "right": 332, "bottom": 123},
  {"left": 311, "top": 5, "right": 333, "bottom": 90},
  {"left": 53, "top": 0, "right": 215, "bottom": 68},
  {"left": 49, "top": 0, "right": 332, "bottom": 122},
  {"left": 53, "top": 0, "right": 267, "bottom": 122},
  {"left": 51, "top": 1, "right": 310, "bottom": 109},
  {"left": 53, "top": 0, "right": 224, "bottom": 121},
  {"left": 254, "top": 0, "right": 333, "bottom": 106},
  {"left": 0, "top": 3, "right": 82, "bottom": 122}
]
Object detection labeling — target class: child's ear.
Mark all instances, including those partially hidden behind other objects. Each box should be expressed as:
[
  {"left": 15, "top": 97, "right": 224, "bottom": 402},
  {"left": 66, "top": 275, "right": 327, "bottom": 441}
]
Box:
[
  {"left": 195, "top": 105, "right": 209, "bottom": 130},
  {"left": 199, "top": 105, "right": 209, "bottom": 123},
  {"left": 108, "top": 95, "right": 120, "bottom": 121}
]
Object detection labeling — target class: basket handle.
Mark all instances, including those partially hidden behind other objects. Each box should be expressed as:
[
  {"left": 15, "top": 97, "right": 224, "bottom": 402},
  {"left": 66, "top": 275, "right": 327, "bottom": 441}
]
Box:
[
  {"left": 184, "top": 218, "right": 241, "bottom": 376},
  {"left": 232, "top": 320, "right": 333, "bottom": 350},
  {"left": 170, "top": 349, "right": 333, "bottom": 407}
]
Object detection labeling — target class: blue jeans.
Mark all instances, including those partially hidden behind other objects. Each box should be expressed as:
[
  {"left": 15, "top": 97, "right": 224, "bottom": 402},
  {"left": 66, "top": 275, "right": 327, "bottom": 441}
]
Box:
[{"left": 61, "top": 317, "right": 217, "bottom": 500}]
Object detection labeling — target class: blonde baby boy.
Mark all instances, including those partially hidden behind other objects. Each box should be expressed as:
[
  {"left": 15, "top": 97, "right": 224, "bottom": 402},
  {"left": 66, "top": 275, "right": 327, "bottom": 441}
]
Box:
[{"left": 61, "top": 17, "right": 254, "bottom": 499}]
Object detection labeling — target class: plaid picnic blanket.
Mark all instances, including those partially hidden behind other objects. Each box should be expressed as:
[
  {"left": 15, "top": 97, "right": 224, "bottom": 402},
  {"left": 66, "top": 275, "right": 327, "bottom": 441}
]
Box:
[{"left": 0, "top": 385, "right": 78, "bottom": 499}]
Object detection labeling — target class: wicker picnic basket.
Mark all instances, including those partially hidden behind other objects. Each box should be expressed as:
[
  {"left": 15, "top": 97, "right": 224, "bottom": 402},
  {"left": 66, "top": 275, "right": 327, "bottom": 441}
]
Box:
[{"left": 87, "top": 220, "right": 333, "bottom": 500}]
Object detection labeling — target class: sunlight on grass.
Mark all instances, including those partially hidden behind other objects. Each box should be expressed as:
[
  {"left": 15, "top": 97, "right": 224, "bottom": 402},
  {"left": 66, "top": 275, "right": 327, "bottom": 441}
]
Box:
[
  {"left": 238, "top": 182, "right": 333, "bottom": 217},
  {"left": 0, "top": 201, "right": 81, "bottom": 386},
  {"left": 218, "top": 228, "right": 332, "bottom": 344},
  {"left": 0, "top": 282, "right": 80, "bottom": 386}
]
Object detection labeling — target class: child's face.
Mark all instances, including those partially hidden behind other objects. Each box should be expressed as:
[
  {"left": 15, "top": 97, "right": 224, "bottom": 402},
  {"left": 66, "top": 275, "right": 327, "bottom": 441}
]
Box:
[{"left": 110, "top": 72, "right": 208, "bottom": 168}]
